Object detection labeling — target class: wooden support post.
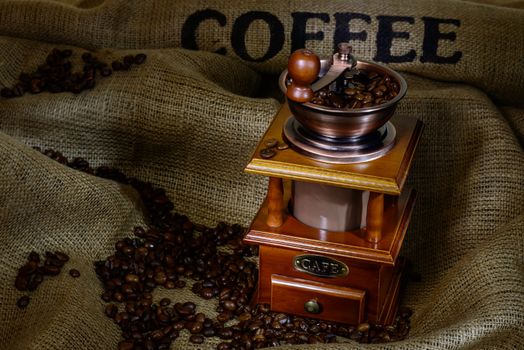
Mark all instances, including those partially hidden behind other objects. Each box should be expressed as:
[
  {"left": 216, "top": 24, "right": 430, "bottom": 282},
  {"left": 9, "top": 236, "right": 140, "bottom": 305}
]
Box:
[
  {"left": 366, "top": 192, "right": 384, "bottom": 243},
  {"left": 267, "top": 177, "right": 284, "bottom": 227}
]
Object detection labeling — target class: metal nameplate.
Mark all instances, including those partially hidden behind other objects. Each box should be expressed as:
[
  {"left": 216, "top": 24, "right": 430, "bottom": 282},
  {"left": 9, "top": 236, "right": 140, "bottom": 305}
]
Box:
[{"left": 293, "top": 254, "right": 349, "bottom": 278}]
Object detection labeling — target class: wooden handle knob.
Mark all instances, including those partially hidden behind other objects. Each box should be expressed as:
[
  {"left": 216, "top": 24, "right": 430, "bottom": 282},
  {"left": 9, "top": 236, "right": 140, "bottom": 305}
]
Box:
[{"left": 286, "top": 49, "right": 320, "bottom": 103}]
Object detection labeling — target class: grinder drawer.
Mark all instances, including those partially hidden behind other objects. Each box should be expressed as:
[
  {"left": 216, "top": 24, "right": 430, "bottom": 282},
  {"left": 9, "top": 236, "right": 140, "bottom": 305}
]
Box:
[{"left": 271, "top": 274, "right": 366, "bottom": 325}]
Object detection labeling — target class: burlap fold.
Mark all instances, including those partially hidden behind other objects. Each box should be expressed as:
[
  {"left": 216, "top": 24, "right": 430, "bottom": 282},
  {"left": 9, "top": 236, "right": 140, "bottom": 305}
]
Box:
[{"left": 0, "top": 0, "right": 523, "bottom": 349}]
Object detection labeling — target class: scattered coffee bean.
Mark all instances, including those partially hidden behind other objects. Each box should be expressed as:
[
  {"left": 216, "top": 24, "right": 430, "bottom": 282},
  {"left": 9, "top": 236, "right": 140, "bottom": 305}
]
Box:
[
  {"left": 29, "top": 251, "right": 40, "bottom": 263},
  {"left": 123, "top": 55, "right": 135, "bottom": 66},
  {"left": 14, "top": 250, "right": 70, "bottom": 295},
  {"left": 134, "top": 54, "right": 147, "bottom": 65},
  {"left": 111, "top": 61, "right": 124, "bottom": 71},
  {"left": 260, "top": 148, "right": 276, "bottom": 159},
  {"left": 1, "top": 87, "right": 14, "bottom": 98},
  {"left": 69, "top": 269, "right": 80, "bottom": 278},
  {"left": 277, "top": 143, "right": 289, "bottom": 151},
  {"left": 399, "top": 306, "right": 413, "bottom": 318},
  {"left": 117, "top": 340, "right": 134, "bottom": 350},
  {"left": 16, "top": 295, "right": 30, "bottom": 309},
  {"left": 104, "top": 304, "right": 118, "bottom": 318},
  {"left": 100, "top": 67, "right": 112, "bottom": 77},
  {"left": 55, "top": 251, "right": 70, "bottom": 263},
  {"left": 265, "top": 138, "right": 278, "bottom": 148},
  {"left": 189, "top": 334, "right": 204, "bottom": 344},
  {"left": 0, "top": 49, "right": 148, "bottom": 99}
]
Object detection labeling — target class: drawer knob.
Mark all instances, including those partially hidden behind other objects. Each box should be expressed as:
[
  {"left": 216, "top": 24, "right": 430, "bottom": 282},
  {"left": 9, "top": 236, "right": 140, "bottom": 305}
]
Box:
[{"left": 304, "top": 299, "right": 321, "bottom": 314}]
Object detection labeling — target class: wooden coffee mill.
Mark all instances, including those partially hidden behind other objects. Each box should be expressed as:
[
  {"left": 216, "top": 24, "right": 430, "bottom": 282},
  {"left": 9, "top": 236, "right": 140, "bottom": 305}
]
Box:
[{"left": 243, "top": 44, "right": 422, "bottom": 325}]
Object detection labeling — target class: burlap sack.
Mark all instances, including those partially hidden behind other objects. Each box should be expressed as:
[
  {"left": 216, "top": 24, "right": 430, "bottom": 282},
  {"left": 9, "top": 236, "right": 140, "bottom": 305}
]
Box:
[
  {"left": 0, "top": 0, "right": 523, "bottom": 104},
  {"left": 0, "top": 0, "right": 523, "bottom": 349}
]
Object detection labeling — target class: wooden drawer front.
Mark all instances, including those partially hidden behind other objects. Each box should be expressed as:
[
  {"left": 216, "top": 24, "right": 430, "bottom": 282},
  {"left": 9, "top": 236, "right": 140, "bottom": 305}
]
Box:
[{"left": 271, "top": 274, "right": 366, "bottom": 325}]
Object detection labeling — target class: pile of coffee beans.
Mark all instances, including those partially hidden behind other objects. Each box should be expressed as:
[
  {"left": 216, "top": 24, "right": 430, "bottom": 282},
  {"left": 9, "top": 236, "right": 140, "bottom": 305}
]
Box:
[
  {"left": 0, "top": 48, "right": 146, "bottom": 98},
  {"left": 35, "top": 148, "right": 413, "bottom": 349},
  {"left": 310, "top": 70, "right": 399, "bottom": 109},
  {"left": 14, "top": 250, "right": 73, "bottom": 308}
]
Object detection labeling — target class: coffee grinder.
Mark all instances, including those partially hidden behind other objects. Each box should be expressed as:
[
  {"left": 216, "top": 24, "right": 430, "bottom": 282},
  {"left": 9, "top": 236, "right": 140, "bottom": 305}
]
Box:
[{"left": 243, "top": 44, "right": 422, "bottom": 325}]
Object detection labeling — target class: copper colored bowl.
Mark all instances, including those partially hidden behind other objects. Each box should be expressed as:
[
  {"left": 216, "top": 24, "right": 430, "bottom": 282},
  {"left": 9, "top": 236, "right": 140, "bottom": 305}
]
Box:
[{"left": 279, "top": 60, "right": 407, "bottom": 138}]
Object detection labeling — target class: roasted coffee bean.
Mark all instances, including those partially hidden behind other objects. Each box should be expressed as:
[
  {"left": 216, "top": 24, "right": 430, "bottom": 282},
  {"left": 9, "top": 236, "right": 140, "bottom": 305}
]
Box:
[
  {"left": 368, "top": 71, "right": 379, "bottom": 79},
  {"left": 105, "top": 304, "right": 118, "bottom": 318},
  {"left": 0, "top": 88, "right": 14, "bottom": 98},
  {"left": 329, "top": 94, "right": 346, "bottom": 108},
  {"left": 14, "top": 275, "right": 28, "bottom": 291},
  {"left": 218, "top": 328, "right": 233, "bottom": 340},
  {"left": 312, "top": 69, "right": 398, "bottom": 109},
  {"left": 19, "top": 261, "right": 38, "bottom": 275},
  {"left": 186, "top": 321, "right": 203, "bottom": 334},
  {"left": 259, "top": 148, "right": 276, "bottom": 159},
  {"left": 12, "top": 84, "right": 25, "bottom": 97},
  {"left": 344, "top": 87, "right": 357, "bottom": 96},
  {"left": 215, "top": 312, "right": 230, "bottom": 323},
  {"left": 363, "top": 93, "right": 374, "bottom": 104},
  {"left": 1, "top": 49, "right": 147, "bottom": 100},
  {"left": 189, "top": 334, "right": 204, "bottom": 344},
  {"left": 134, "top": 54, "right": 147, "bottom": 64},
  {"left": 61, "top": 49, "right": 73, "bottom": 58},
  {"left": 154, "top": 271, "right": 167, "bottom": 285},
  {"left": 47, "top": 258, "right": 64, "bottom": 268},
  {"left": 117, "top": 340, "right": 134, "bottom": 350},
  {"left": 17, "top": 295, "right": 30, "bottom": 309},
  {"left": 265, "top": 138, "right": 278, "bottom": 148},
  {"left": 317, "top": 88, "right": 329, "bottom": 98},
  {"left": 277, "top": 143, "right": 289, "bottom": 151},
  {"left": 217, "top": 342, "right": 230, "bottom": 350},
  {"left": 164, "top": 280, "right": 176, "bottom": 289},
  {"left": 159, "top": 298, "right": 171, "bottom": 307},
  {"left": 366, "top": 80, "right": 378, "bottom": 91},
  {"left": 111, "top": 61, "right": 124, "bottom": 71},
  {"left": 200, "top": 287, "right": 214, "bottom": 299},
  {"left": 222, "top": 300, "right": 236, "bottom": 311},
  {"left": 100, "top": 67, "right": 112, "bottom": 77},
  {"left": 42, "top": 265, "right": 60, "bottom": 276},
  {"left": 101, "top": 292, "right": 112, "bottom": 302},
  {"left": 123, "top": 55, "right": 135, "bottom": 66},
  {"left": 195, "top": 312, "right": 206, "bottom": 323},
  {"left": 399, "top": 306, "right": 413, "bottom": 318},
  {"left": 371, "top": 85, "right": 383, "bottom": 95},
  {"left": 238, "top": 312, "right": 252, "bottom": 321},
  {"left": 69, "top": 269, "right": 81, "bottom": 278},
  {"left": 310, "top": 97, "right": 325, "bottom": 105},
  {"left": 30, "top": 79, "right": 43, "bottom": 94},
  {"left": 81, "top": 52, "right": 93, "bottom": 62},
  {"left": 355, "top": 93, "right": 365, "bottom": 101},
  {"left": 124, "top": 274, "right": 139, "bottom": 283},
  {"left": 113, "top": 292, "right": 124, "bottom": 302},
  {"left": 203, "top": 327, "right": 215, "bottom": 337}
]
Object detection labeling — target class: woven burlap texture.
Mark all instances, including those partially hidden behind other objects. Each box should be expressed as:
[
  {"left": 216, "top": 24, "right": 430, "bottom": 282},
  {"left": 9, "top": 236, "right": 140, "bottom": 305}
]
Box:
[
  {"left": 0, "top": 0, "right": 523, "bottom": 103},
  {"left": 0, "top": 0, "right": 523, "bottom": 349}
]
